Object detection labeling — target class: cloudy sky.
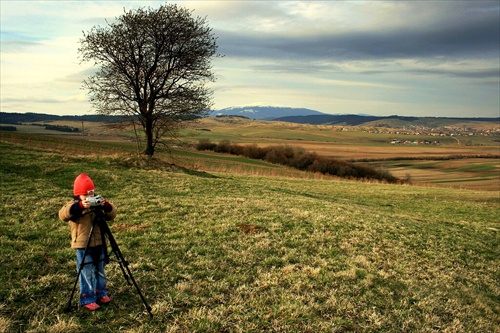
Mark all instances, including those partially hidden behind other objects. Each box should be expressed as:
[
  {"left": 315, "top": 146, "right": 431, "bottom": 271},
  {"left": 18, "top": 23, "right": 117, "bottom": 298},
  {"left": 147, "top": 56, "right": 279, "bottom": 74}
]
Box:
[{"left": 1, "top": 1, "right": 499, "bottom": 117}]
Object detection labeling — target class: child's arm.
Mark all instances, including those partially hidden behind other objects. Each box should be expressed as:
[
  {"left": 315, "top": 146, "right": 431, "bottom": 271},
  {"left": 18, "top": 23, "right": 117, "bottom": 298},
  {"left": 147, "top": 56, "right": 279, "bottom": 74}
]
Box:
[{"left": 59, "top": 200, "right": 85, "bottom": 222}]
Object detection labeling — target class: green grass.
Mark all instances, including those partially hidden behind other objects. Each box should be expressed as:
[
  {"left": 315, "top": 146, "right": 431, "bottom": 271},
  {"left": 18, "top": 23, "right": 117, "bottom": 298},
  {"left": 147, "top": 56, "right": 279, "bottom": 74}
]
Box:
[
  {"left": 0, "top": 139, "right": 499, "bottom": 332},
  {"left": 444, "top": 164, "right": 497, "bottom": 172},
  {"left": 171, "top": 149, "right": 280, "bottom": 168},
  {"left": 185, "top": 128, "right": 341, "bottom": 146},
  {"left": 433, "top": 178, "right": 495, "bottom": 184}
]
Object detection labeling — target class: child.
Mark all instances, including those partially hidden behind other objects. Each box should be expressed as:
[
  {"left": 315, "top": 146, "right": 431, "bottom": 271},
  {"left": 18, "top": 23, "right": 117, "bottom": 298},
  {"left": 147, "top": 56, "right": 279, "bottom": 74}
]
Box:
[{"left": 59, "top": 173, "right": 116, "bottom": 311}]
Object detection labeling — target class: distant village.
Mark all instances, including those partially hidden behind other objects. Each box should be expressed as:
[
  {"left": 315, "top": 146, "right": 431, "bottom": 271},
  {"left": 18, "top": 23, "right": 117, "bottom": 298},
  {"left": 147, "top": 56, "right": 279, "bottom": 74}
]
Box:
[{"left": 347, "top": 123, "right": 500, "bottom": 145}]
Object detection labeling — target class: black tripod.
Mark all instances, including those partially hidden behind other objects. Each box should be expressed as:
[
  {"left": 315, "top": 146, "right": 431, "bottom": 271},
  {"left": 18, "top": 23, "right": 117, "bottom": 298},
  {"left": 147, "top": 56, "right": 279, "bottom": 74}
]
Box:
[{"left": 64, "top": 208, "right": 153, "bottom": 318}]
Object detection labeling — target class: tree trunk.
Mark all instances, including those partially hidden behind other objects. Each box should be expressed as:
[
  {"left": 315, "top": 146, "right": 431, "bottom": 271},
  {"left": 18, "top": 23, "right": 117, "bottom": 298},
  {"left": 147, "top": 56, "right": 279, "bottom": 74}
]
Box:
[{"left": 144, "top": 118, "right": 155, "bottom": 157}]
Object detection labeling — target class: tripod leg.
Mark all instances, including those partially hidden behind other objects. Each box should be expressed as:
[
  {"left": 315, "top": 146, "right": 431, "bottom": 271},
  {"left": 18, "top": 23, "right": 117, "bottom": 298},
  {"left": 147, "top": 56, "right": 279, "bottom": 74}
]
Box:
[
  {"left": 99, "top": 219, "right": 153, "bottom": 318},
  {"left": 98, "top": 221, "right": 131, "bottom": 286},
  {"left": 64, "top": 268, "right": 80, "bottom": 312},
  {"left": 100, "top": 223, "right": 131, "bottom": 285}
]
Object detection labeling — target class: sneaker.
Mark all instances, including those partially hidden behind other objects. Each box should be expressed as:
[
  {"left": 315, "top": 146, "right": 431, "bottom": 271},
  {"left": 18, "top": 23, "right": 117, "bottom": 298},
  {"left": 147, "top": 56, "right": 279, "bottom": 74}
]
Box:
[
  {"left": 98, "top": 296, "right": 111, "bottom": 304},
  {"left": 83, "top": 302, "right": 100, "bottom": 311}
]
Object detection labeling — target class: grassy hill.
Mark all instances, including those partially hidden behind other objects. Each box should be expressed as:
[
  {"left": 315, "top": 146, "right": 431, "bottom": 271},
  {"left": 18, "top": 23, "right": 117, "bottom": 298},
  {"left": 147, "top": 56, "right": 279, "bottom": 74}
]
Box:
[{"left": 0, "top": 135, "right": 499, "bottom": 332}]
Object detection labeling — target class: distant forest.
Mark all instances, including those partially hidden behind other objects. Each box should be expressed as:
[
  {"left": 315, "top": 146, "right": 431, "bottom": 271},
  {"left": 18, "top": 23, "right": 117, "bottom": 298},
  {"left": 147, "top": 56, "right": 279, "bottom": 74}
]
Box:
[
  {"left": 1, "top": 111, "right": 498, "bottom": 128},
  {"left": 0, "top": 112, "right": 121, "bottom": 124},
  {"left": 273, "top": 114, "right": 500, "bottom": 126},
  {"left": 0, "top": 112, "right": 200, "bottom": 125}
]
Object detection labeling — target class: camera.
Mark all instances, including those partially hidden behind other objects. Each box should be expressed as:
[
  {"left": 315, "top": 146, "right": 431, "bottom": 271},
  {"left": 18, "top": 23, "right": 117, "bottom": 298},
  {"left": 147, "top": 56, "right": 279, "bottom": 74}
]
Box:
[{"left": 87, "top": 195, "right": 104, "bottom": 207}]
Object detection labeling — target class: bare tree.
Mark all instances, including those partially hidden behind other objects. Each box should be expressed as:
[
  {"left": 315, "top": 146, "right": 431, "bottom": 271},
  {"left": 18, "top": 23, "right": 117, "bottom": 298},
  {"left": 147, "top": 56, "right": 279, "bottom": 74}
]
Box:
[{"left": 79, "top": 3, "right": 219, "bottom": 156}]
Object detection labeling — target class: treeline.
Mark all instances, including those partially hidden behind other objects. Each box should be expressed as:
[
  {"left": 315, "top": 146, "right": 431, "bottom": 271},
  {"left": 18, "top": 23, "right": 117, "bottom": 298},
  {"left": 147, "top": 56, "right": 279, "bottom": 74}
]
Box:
[
  {"left": 0, "top": 124, "right": 80, "bottom": 133},
  {"left": 43, "top": 124, "right": 80, "bottom": 133},
  {"left": 196, "top": 139, "right": 399, "bottom": 183},
  {"left": 274, "top": 114, "right": 500, "bottom": 126},
  {"left": 0, "top": 112, "right": 202, "bottom": 125},
  {"left": 26, "top": 123, "right": 80, "bottom": 132},
  {"left": 0, "top": 112, "right": 120, "bottom": 124}
]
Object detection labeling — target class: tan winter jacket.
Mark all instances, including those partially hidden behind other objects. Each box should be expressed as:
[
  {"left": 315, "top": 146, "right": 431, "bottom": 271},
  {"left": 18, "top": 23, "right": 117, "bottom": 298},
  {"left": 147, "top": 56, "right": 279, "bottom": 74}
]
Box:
[{"left": 59, "top": 200, "right": 117, "bottom": 249}]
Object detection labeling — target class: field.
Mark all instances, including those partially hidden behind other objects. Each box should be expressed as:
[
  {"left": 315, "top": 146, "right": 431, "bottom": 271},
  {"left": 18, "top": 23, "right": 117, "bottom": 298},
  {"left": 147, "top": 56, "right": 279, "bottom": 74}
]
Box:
[
  {"left": 3, "top": 117, "right": 498, "bottom": 191},
  {"left": 0, "top": 130, "right": 499, "bottom": 332},
  {"left": 181, "top": 118, "right": 500, "bottom": 190}
]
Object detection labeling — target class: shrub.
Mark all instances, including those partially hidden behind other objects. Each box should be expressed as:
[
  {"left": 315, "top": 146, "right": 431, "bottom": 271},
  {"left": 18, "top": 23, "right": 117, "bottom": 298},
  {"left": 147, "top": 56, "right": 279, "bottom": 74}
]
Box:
[
  {"left": 214, "top": 139, "right": 232, "bottom": 153},
  {"left": 265, "top": 145, "right": 296, "bottom": 165},
  {"left": 242, "top": 144, "right": 267, "bottom": 160},
  {"left": 196, "top": 138, "right": 217, "bottom": 151}
]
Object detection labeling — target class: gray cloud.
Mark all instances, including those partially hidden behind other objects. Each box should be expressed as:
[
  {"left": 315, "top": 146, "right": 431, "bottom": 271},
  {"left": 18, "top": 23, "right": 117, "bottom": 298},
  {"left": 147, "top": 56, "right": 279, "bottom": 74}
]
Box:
[
  {"left": 58, "top": 68, "right": 99, "bottom": 83},
  {"left": 216, "top": 2, "right": 499, "bottom": 62},
  {"left": 250, "top": 63, "right": 340, "bottom": 75},
  {"left": 251, "top": 63, "right": 500, "bottom": 80},
  {"left": 405, "top": 68, "right": 500, "bottom": 79}
]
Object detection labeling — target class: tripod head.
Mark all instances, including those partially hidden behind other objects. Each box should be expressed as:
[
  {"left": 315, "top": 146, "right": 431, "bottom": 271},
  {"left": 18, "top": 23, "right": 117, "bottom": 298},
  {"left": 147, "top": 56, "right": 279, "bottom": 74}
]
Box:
[
  {"left": 89, "top": 206, "right": 107, "bottom": 215},
  {"left": 86, "top": 205, "right": 110, "bottom": 220}
]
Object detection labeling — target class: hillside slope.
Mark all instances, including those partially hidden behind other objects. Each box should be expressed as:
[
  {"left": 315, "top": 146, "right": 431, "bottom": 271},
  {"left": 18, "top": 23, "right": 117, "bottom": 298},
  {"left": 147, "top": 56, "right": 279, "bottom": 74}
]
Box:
[{"left": 1, "top": 140, "right": 498, "bottom": 332}]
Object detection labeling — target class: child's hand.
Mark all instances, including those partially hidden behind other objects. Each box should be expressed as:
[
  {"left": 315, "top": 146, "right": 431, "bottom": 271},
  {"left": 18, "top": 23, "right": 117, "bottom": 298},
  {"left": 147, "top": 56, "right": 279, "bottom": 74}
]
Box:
[{"left": 100, "top": 197, "right": 107, "bottom": 206}]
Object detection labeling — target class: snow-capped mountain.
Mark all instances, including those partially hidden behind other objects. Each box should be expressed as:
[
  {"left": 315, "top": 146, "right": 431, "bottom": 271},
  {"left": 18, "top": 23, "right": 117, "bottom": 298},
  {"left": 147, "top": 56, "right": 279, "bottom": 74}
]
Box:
[{"left": 209, "top": 106, "right": 325, "bottom": 120}]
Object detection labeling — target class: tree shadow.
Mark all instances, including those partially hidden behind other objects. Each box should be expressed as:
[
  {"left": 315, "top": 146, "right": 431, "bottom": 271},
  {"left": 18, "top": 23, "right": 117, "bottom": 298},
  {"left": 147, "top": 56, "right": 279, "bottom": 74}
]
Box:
[{"left": 175, "top": 165, "right": 219, "bottom": 178}]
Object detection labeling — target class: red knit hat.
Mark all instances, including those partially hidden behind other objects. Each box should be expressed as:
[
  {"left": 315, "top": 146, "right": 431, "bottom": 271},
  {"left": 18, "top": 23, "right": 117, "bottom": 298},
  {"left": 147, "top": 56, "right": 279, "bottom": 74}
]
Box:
[{"left": 73, "top": 174, "right": 95, "bottom": 196}]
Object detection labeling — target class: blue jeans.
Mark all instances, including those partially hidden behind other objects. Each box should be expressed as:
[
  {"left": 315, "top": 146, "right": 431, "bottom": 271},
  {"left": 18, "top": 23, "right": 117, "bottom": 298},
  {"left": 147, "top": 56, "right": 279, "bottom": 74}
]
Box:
[{"left": 76, "top": 246, "right": 108, "bottom": 305}]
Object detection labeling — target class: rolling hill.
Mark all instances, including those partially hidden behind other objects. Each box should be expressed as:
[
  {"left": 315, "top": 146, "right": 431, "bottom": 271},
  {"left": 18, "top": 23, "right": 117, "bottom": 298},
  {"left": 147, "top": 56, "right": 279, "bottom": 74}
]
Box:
[
  {"left": 273, "top": 114, "right": 500, "bottom": 127},
  {"left": 1, "top": 109, "right": 499, "bottom": 129}
]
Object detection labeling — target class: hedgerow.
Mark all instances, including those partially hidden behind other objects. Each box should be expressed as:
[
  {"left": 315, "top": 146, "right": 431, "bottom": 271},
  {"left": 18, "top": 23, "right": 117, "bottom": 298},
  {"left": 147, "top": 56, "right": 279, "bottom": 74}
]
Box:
[{"left": 196, "top": 139, "right": 399, "bottom": 183}]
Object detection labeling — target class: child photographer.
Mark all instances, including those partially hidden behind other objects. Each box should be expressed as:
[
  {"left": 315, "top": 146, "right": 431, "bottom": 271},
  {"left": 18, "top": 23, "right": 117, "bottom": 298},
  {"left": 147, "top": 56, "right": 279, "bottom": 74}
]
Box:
[{"left": 59, "top": 173, "right": 116, "bottom": 311}]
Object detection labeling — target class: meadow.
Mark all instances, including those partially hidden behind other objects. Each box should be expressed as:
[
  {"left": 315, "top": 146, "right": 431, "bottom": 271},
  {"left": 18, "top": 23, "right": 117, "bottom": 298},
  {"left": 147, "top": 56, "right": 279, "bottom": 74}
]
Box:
[
  {"left": 0, "top": 132, "right": 499, "bottom": 332},
  {"left": 4, "top": 117, "right": 499, "bottom": 191}
]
